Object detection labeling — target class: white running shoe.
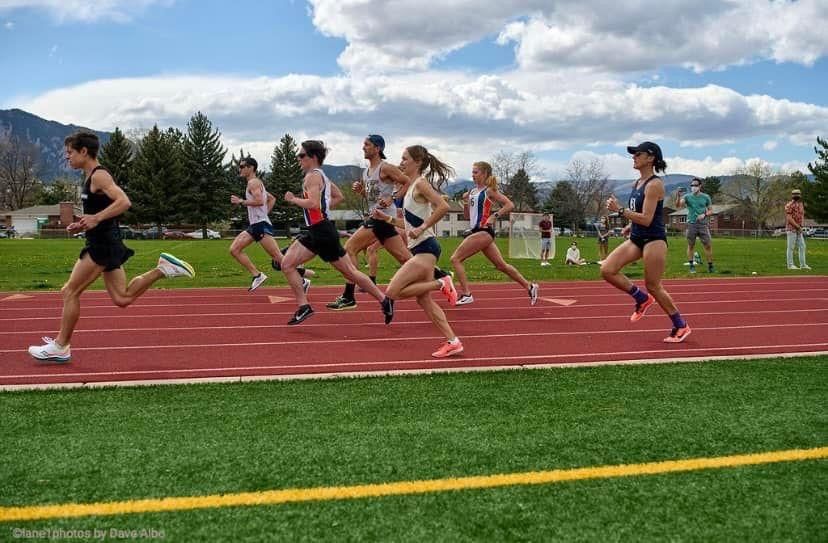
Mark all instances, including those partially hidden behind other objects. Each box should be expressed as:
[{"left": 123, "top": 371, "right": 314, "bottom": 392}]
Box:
[
  {"left": 157, "top": 253, "right": 195, "bottom": 278},
  {"left": 801, "top": 264, "right": 812, "bottom": 270},
  {"left": 302, "top": 278, "right": 312, "bottom": 294},
  {"left": 787, "top": 265, "right": 800, "bottom": 270},
  {"left": 249, "top": 272, "right": 268, "bottom": 292},
  {"left": 529, "top": 283, "right": 539, "bottom": 306},
  {"left": 455, "top": 294, "right": 474, "bottom": 305},
  {"left": 28, "top": 337, "right": 71, "bottom": 362}
]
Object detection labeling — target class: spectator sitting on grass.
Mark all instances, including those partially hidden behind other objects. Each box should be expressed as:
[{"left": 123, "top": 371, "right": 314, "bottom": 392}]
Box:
[{"left": 565, "top": 241, "right": 588, "bottom": 266}]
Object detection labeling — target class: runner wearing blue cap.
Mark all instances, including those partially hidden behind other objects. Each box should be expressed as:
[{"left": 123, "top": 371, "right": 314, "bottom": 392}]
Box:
[{"left": 602, "top": 141, "right": 691, "bottom": 343}]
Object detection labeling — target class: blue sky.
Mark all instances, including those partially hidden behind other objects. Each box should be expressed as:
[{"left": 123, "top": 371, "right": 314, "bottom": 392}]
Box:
[{"left": 1, "top": 0, "right": 827, "bottom": 179}]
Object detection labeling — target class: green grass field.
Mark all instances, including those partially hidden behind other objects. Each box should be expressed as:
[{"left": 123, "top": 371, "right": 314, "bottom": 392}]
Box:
[
  {"left": 1, "top": 358, "right": 826, "bottom": 540},
  {"left": 1, "top": 237, "right": 825, "bottom": 540},
  {"left": 0, "top": 235, "right": 824, "bottom": 291}
]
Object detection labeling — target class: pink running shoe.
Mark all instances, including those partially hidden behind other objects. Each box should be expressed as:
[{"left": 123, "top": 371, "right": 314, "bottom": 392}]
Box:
[
  {"left": 663, "top": 326, "right": 692, "bottom": 343},
  {"left": 630, "top": 294, "right": 655, "bottom": 322},
  {"left": 438, "top": 275, "right": 458, "bottom": 306},
  {"left": 432, "top": 340, "right": 464, "bottom": 358}
]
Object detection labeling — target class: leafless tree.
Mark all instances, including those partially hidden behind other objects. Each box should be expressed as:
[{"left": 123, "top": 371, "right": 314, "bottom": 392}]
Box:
[
  {"left": 725, "top": 160, "right": 787, "bottom": 229},
  {"left": 564, "top": 157, "right": 611, "bottom": 229},
  {"left": 0, "top": 134, "right": 41, "bottom": 210},
  {"left": 491, "top": 150, "right": 544, "bottom": 189}
]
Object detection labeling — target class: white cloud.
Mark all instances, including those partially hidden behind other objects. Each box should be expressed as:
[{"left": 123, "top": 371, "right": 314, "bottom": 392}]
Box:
[
  {"left": 763, "top": 140, "right": 778, "bottom": 151},
  {"left": 3, "top": 20, "right": 13, "bottom": 29},
  {"left": 564, "top": 151, "right": 806, "bottom": 179},
  {"left": 501, "top": 1, "right": 828, "bottom": 73},
  {"left": 308, "top": 0, "right": 546, "bottom": 73},
  {"left": 307, "top": 1, "right": 828, "bottom": 74},
  {"left": 17, "top": 70, "right": 828, "bottom": 180},
  {"left": 0, "top": 0, "right": 171, "bottom": 23}
]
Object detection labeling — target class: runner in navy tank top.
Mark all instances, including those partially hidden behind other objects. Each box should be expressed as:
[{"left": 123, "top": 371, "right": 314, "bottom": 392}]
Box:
[
  {"left": 27, "top": 131, "right": 195, "bottom": 363},
  {"left": 601, "top": 142, "right": 691, "bottom": 343}
]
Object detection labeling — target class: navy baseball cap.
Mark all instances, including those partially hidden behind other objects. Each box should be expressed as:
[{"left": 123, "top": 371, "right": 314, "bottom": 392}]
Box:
[
  {"left": 626, "top": 141, "right": 663, "bottom": 161},
  {"left": 367, "top": 134, "right": 386, "bottom": 159}
]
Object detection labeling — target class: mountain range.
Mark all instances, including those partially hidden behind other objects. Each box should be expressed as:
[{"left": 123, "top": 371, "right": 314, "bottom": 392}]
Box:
[{"left": 0, "top": 109, "right": 810, "bottom": 201}]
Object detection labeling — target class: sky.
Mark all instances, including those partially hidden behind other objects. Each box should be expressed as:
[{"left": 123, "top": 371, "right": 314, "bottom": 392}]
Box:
[{"left": 1, "top": 0, "right": 827, "bottom": 180}]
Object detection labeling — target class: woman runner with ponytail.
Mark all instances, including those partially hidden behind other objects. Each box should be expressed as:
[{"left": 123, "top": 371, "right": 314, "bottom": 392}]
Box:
[
  {"left": 371, "top": 146, "right": 462, "bottom": 358},
  {"left": 602, "top": 141, "right": 691, "bottom": 343},
  {"left": 449, "top": 161, "right": 539, "bottom": 306}
]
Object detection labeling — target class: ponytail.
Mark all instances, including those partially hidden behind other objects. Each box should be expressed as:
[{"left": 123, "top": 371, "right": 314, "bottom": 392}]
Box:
[
  {"left": 473, "top": 161, "right": 498, "bottom": 192},
  {"left": 406, "top": 145, "right": 454, "bottom": 192},
  {"left": 654, "top": 159, "right": 667, "bottom": 173}
]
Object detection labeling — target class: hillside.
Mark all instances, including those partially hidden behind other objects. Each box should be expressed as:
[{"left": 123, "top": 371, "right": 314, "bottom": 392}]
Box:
[{"left": 0, "top": 109, "right": 110, "bottom": 181}]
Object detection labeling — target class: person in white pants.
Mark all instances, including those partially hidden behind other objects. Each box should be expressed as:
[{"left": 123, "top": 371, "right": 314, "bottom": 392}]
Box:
[{"left": 784, "top": 189, "right": 811, "bottom": 270}]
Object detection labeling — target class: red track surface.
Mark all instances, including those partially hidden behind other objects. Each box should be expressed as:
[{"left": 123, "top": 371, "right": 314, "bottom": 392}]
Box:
[{"left": 1, "top": 276, "right": 826, "bottom": 388}]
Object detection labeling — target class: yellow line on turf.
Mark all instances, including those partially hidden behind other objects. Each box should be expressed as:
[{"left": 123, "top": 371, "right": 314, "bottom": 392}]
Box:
[{"left": 1, "top": 446, "right": 825, "bottom": 522}]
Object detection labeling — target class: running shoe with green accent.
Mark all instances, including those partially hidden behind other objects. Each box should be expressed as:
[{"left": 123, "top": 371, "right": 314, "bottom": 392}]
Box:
[
  {"left": 157, "top": 253, "right": 195, "bottom": 278},
  {"left": 326, "top": 296, "right": 357, "bottom": 310}
]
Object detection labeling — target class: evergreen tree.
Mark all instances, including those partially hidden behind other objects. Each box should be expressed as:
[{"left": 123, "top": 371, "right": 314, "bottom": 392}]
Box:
[
  {"left": 225, "top": 148, "right": 251, "bottom": 230},
  {"left": 179, "top": 112, "right": 230, "bottom": 237},
  {"left": 268, "top": 134, "right": 305, "bottom": 228},
  {"left": 98, "top": 127, "right": 134, "bottom": 192},
  {"left": 806, "top": 136, "right": 828, "bottom": 222},
  {"left": 701, "top": 176, "right": 722, "bottom": 201},
  {"left": 544, "top": 180, "right": 580, "bottom": 230},
  {"left": 130, "top": 126, "right": 185, "bottom": 235},
  {"left": 33, "top": 177, "right": 81, "bottom": 205},
  {"left": 503, "top": 168, "right": 537, "bottom": 212}
]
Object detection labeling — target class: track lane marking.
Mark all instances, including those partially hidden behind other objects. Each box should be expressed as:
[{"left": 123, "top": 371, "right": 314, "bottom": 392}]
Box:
[{"left": 1, "top": 446, "right": 825, "bottom": 522}]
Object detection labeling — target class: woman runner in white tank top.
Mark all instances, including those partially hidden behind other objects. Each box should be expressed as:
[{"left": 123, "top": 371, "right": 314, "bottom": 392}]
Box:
[{"left": 371, "top": 145, "right": 463, "bottom": 358}]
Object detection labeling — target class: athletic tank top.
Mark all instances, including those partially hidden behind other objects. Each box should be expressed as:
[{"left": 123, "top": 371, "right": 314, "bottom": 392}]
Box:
[
  {"left": 245, "top": 178, "right": 271, "bottom": 225},
  {"left": 363, "top": 161, "right": 396, "bottom": 215},
  {"left": 628, "top": 175, "right": 666, "bottom": 238},
  {"left": 303, "top": 168, "right": 332, "bottom": 227},
  {"left": 468, "top": 186, "right": 492, "bottom": 229},
  {"left": 81, "top": 165, "right": 120, "bottom": 241},
  {"left": 403, "top": 177, "right": 435, "bottom": 249}
]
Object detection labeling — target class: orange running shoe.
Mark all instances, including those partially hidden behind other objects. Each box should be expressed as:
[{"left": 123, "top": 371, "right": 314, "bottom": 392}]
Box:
[
  {"left": 438, "top": 275, "right": 458, "bottom": 305},
  {"left": 432, "top": 340, "right": 464, "bottom": 358},
  {"left": 663, "top": 326, "right": 692, "bottom": 343},
  {"left": 630, "top": 294, "right": 655, "bottom": 322}
]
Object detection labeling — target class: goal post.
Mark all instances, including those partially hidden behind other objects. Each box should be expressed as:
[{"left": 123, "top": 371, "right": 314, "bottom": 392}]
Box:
[{"left": 508, "top": 212, "right": 553, "bottom": 259}]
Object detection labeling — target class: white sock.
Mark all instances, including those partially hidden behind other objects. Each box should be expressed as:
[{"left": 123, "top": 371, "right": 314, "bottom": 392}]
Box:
[{"left": 448, "top": 337, "right": 460, "bottom": 345}]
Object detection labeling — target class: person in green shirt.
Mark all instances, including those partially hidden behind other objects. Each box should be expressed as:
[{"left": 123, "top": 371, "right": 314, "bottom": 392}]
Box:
[{"left": 675, "top": 177, "right": 714, "bottom": 273}]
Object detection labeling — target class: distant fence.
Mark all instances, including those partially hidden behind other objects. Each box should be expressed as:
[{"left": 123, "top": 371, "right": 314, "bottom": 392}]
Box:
[{"left": 20, "top": 226, "right": 828, "bottom": 241}]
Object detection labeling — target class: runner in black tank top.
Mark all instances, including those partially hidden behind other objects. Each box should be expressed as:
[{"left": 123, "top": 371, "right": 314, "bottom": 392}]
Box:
[
  {"left": 600, "top": 142, "right": 691, "bottom": 343},
  {"left": 27, "top": 131, "right": 195, "bottom": 363}
]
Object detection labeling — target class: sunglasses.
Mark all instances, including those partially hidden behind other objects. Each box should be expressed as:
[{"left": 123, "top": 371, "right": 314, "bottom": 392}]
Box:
[
  {"left": 691, "top": 184, "right": 700, "bottom": 187},
  {"left": 296, "top": 152, "right": 308, "bottom": 159},
  {"left": 239, "top": 164, "right": 250, "bottom": 169},
  {"left": 633, "top": 151, "right": 647, "bottom": 157}
]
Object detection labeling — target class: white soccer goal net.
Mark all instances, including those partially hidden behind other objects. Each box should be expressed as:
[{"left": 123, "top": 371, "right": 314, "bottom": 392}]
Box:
[{"left": 509, "top": 212, "right": 553, "bottom": 259}]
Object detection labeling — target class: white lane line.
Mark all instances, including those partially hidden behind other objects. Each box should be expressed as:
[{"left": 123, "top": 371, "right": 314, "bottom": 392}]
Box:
[
  {"left": 1, "top": 307, "right": 824, "bottom": 335},
  {"left": 3, "top": 344, "right": 827, "bottom": 383},
  {"left": 3, "top": 322, "right": 826, "bottom": 355},
  {"left": 1, "top": 297, "right": 826, "bottom": 322}
]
